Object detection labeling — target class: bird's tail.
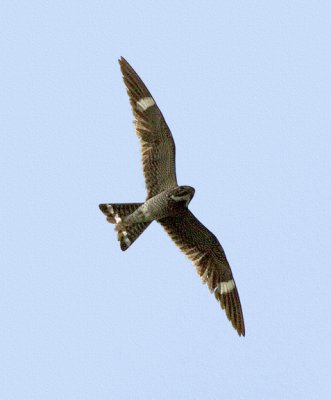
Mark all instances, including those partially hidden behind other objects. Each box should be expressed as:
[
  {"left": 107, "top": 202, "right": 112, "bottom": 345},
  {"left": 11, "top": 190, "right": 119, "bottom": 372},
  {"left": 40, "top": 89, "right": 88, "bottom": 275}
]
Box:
[{"left": 99, "top": 203, "right": 151, "bottom": 251}]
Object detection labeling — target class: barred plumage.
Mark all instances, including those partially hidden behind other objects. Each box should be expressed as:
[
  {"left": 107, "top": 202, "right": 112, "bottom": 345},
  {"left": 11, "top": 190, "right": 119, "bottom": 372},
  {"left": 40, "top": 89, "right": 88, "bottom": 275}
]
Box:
[
  {"left": 99, "top": 57, "right": 245, "bottom": 336},
  {"left": 99, "top": 203, "right": 151, "bottom": 250},
  {"left": 159, "top": 210, "right": 245, "bottom": 336},
  {"left": 118, "top": 57, "right": 177, "bottom": 199}
]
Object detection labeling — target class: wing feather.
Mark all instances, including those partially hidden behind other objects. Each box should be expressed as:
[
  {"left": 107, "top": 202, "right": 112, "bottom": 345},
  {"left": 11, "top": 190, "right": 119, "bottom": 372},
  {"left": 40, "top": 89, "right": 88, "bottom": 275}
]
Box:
[
  {"left": 119, "top": 57, "right": 177, "bottom": 198},
  {"left": 159, "top": 209, "right": 245, "bottom": 336}
]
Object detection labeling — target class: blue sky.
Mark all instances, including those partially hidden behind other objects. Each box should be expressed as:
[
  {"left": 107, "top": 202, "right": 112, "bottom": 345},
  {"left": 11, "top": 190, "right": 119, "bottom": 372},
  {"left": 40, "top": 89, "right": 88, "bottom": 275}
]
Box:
[{"left": 1, "top": 1, "right": 330, "bottom": 399}]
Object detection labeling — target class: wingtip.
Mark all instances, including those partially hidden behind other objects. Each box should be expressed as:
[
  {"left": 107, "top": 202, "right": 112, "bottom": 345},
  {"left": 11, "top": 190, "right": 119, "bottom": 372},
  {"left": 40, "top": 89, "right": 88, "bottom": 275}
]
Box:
[
  {"left": 215, "top": 285, "right": 245, "bottom": 337},
  {"left": 118, "top": 56, "right": 129, "bottom": 67},
  {"left": 118, "top": 56, "right": 124, "bottom": 70},
  {"left": 118, "top": 56, "right": 133, "bottom": 79},
  {"left": 236, "top": 323, "right": 246, "bottom": 337}
]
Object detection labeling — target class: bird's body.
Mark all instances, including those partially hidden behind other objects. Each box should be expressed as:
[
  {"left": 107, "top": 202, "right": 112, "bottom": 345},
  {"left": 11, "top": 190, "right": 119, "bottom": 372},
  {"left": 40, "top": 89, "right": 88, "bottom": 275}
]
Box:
[
  {"left": 99, "top": 57, "right": 245, "bottom": 336},
  {"left": 124, "top": 185, "right": 195, "bottom": 224}
]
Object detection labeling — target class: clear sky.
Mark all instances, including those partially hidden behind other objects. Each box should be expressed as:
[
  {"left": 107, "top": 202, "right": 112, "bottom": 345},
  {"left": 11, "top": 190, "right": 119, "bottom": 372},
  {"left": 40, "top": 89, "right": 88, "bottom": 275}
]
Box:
[{"left": 1, "top": 1, "right": 330, "bottom": 399}]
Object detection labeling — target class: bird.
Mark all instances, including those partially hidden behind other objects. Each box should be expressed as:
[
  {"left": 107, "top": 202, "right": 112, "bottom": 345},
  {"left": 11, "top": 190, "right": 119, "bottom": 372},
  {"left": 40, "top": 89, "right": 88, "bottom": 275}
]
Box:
[{"left": 99, "top": 57, "right": 245, "bottom": 336}]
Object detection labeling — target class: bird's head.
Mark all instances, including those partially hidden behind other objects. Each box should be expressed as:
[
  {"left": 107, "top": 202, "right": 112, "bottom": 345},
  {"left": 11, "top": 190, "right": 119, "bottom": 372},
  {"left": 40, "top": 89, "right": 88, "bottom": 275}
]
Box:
[{"left": 169, "top": 185, "right": 195, "bottom": 207}]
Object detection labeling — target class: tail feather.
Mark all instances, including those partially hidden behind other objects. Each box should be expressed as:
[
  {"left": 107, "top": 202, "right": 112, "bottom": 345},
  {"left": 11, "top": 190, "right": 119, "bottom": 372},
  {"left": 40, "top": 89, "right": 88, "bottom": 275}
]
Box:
[
  {"left": 99, "top": 203, "right": 142, "bottom": 223},
  {"left": 99, "top": 203, "right": 151, "bottom": 251}
]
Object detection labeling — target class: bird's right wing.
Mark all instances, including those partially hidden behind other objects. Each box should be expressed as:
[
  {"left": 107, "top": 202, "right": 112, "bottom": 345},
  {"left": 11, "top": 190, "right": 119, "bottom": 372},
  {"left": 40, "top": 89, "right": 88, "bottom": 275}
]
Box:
[
  {"left": 159, "top": 209, "right": 245, "bottom": 336},
  {"left": 119, "top": 57, "right": 177, "bottom": 199}
]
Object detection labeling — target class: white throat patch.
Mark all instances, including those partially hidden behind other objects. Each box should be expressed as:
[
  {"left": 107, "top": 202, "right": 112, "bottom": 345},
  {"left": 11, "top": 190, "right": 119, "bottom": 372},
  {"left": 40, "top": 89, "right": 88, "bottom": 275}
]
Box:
[{"left": 170, "top": 193, "right": 192, "bottom": 206}]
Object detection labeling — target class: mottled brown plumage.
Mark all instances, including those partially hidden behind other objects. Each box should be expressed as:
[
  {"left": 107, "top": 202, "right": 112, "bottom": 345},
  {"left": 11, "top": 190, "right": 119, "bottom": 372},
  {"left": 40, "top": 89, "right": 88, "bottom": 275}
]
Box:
[
  {"left": 99, "top": 57, "right": 245, "bottom": 336},
  {"left": 99, "top": 203, "right": 151, "bottom": 250},
  {"left": 119, "top": 57, "right": 177, "bottom": 199},
  {"left": 159, "top": 210, "right": 245, "bottom": 336}
]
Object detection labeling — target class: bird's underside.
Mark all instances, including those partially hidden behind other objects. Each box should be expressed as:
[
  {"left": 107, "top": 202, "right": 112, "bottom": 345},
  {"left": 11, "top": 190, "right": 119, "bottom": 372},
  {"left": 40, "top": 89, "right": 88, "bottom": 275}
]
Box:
[{"left": 99, "top": 57, "right": 245, "bottom": 336}]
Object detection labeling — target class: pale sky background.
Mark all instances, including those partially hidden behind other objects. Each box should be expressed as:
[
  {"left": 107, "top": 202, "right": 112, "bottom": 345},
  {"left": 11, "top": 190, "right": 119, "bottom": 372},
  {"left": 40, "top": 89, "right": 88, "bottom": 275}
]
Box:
[{"left": 1, "top": 1, "right": 331, "bottom": 399}]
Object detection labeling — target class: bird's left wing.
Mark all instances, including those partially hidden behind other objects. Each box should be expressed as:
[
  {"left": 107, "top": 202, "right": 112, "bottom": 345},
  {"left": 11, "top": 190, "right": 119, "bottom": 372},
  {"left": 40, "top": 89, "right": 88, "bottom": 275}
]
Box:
[{"left": 159, "top": 209, "right": 245, "bottom": 336}]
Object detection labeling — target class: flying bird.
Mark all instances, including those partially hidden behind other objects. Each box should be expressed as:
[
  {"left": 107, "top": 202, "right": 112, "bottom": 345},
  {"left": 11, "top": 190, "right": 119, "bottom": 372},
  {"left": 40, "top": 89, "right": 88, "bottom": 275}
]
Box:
[{"left": 99, "top": 57, "right": 245, "bottom": 336}]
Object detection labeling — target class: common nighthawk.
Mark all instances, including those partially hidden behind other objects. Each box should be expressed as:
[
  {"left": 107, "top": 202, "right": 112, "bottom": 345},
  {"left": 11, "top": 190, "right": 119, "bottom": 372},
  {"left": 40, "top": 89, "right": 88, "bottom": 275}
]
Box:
[{"left": 99, "top": 57, "right": 245, "bottom": 336}]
